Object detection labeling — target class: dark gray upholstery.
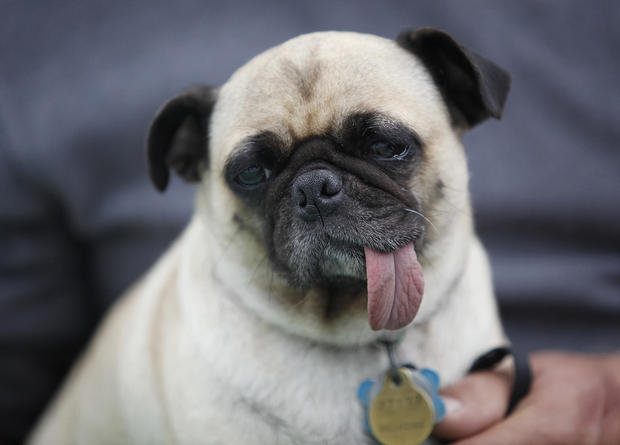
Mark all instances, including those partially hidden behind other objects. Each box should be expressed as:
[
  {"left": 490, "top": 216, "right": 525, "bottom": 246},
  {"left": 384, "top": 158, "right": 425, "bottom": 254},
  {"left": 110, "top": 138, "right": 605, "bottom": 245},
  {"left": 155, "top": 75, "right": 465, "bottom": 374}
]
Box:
[{"left": 1, "top": 1, "right": 618, "bottom": 443}]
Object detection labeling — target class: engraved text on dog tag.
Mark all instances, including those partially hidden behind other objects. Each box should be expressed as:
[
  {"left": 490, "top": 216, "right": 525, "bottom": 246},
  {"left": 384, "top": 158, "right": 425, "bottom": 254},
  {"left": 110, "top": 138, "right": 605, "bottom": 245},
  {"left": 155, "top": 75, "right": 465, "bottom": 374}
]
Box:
[{"left": 368, "top": 368, "right": 434, "bottom": 445}]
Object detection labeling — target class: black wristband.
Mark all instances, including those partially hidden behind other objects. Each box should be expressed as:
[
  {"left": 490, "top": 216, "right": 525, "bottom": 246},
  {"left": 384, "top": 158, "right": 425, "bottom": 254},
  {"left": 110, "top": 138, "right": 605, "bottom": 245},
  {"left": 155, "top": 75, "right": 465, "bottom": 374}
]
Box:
[{"left": 468, "top": 346, "right": 532, "bottom": 416}]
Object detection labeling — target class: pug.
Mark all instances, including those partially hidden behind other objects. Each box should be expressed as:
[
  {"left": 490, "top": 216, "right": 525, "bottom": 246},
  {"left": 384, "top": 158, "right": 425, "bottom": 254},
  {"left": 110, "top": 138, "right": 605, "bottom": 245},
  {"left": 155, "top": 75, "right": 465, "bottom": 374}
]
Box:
[{"left": 28, "top": 28, "right": 511, "bottom": 445}]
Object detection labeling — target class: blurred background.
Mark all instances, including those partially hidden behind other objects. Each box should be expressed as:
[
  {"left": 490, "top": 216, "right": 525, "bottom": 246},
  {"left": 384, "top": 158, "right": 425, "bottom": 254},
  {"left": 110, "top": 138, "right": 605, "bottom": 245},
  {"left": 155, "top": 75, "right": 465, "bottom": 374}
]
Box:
[{"left": 1, "top": 1, "right": 619, "bottom": 443}]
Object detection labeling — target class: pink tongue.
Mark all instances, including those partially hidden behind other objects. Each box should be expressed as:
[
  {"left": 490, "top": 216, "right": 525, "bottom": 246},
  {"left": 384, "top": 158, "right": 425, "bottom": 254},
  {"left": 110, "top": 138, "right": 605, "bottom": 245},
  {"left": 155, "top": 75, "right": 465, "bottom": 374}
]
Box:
[{"left": 364, "top": 243, "right": 424, "bottom": 331}]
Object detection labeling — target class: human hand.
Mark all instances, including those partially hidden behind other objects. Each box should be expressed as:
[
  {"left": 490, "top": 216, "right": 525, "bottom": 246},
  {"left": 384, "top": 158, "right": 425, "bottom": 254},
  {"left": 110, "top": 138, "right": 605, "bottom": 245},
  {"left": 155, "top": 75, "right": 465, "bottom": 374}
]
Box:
[{"left": 434, "top": 351, "right": 620, "bottom": 445}]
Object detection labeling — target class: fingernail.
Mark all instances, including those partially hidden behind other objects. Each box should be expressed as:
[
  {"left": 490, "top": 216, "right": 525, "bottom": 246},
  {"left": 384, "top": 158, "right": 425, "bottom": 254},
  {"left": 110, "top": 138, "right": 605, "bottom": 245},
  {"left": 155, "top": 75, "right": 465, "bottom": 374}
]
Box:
[{"left": 442, "top": 396, "right": 463, "bottom": 416}]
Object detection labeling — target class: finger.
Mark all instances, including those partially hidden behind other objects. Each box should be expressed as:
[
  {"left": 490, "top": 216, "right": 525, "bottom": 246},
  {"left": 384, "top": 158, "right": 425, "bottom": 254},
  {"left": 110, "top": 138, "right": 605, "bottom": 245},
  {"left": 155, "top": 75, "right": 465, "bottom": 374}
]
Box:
[
  {"left": 433, "top": 369, "right": 512, "bottom": 440},
  {"left": 450, "top": 405, "right": 539, "bottom": 445}
]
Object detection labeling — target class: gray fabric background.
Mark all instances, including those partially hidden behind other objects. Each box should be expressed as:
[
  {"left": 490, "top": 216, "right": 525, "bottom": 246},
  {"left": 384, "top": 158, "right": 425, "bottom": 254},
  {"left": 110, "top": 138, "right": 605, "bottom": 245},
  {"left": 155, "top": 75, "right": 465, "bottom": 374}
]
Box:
[{"left": 1, "top": 1, "right": 619, "bottom": 443}]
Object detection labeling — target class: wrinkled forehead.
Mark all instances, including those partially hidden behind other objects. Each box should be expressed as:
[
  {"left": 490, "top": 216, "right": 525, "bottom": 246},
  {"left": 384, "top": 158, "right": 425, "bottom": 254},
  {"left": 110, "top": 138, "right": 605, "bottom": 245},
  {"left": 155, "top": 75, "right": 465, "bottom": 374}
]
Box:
[{"left": 210, "top": 32, "right": 445, "bottom": 165}]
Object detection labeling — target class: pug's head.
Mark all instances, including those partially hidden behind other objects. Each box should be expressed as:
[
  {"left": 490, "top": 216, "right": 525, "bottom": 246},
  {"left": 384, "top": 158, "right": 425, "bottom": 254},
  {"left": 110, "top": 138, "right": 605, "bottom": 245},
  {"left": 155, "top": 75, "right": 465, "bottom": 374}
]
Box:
[{"left": 146, "top": 29, "right": 510, "bottom": 344}]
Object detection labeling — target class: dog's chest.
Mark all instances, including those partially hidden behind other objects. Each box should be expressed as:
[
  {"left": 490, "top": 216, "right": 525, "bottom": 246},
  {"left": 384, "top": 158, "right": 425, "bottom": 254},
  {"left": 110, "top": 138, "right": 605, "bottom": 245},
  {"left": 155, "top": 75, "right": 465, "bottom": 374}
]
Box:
[
  {"left": 167, "top": 341, "right": 382, "bottom": 444},
  {"left": 170, "top": 374, "right": 439, "bottom": 445}
]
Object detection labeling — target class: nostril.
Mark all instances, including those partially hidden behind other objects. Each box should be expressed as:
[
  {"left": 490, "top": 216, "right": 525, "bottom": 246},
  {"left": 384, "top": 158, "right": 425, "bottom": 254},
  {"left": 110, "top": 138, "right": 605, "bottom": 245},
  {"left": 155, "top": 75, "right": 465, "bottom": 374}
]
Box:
[
  {"left": 293, "top": 184, "right": 308, "bottom": 208},
  {"left": 321, "top": 173, "right": 343, "bottom": 197},
  {"left": 298, "top": 194, "right": 307, "bottom": 207},
  {"left": 321, "top": 180, "right": 341, "bottom": 197},
  {"left": 321, "top": 183, "right": 330, "bottom": 197}
]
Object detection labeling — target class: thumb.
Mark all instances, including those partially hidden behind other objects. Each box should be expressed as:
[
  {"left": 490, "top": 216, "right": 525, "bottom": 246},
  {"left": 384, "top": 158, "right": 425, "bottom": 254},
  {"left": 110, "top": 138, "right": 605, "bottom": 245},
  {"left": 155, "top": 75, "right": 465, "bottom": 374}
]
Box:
[{"left": 433, "top": 368, "right": 512, "bottom": 441}]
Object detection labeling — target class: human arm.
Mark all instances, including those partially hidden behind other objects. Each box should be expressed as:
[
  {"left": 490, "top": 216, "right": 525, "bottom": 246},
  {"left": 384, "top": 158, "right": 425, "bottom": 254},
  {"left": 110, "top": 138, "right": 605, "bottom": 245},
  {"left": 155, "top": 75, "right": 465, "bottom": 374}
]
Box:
[{"left": 434, "top": 351, "right": 620, "bottom": 445}]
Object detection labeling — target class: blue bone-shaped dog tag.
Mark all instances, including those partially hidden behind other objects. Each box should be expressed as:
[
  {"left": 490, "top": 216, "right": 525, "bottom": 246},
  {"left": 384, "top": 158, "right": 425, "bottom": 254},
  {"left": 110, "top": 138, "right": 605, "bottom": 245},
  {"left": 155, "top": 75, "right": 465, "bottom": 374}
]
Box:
[{"left": 358, "top": 366, "right": 445, "bottom": 444}]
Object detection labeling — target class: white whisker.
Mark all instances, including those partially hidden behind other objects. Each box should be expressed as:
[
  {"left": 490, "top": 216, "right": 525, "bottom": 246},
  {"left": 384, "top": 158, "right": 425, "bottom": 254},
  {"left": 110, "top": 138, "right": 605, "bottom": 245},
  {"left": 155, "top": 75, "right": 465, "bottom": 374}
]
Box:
[{"left": 404, "top": 208, "right": 440, "bottom": 235}]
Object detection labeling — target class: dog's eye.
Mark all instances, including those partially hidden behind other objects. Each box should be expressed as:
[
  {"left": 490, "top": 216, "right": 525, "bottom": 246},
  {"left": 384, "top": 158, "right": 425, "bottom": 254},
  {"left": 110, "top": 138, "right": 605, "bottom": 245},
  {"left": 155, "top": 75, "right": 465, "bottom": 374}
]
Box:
[
  {"left": 369, "top": 141, "right": 409, "bottom": 160},
  {"left": 235, "top": 166, "right": 271, "bottom": 187}
]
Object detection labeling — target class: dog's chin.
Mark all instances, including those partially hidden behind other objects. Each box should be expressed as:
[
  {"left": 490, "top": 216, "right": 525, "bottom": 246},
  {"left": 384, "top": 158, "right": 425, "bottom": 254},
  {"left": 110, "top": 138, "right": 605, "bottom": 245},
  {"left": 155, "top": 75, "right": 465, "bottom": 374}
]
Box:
[
  {"left": 279, "top": 240, "right": 368, "bottom": 291},
  {"left": 274, "top": 229, "right": 422, "bottom": 289},
  {"left": 319, "top": 243, "right": 367, "bottom": 282}
]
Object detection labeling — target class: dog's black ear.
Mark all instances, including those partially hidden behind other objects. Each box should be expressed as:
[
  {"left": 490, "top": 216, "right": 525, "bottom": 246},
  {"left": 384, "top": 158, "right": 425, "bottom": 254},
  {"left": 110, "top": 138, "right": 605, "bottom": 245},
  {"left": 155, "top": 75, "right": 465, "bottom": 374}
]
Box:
[
  {"left": 397, "top": 28, "right": 511, "bottom": 129},
  {"left": 146, "top": 86, "right": 217, "bottom": 192}
]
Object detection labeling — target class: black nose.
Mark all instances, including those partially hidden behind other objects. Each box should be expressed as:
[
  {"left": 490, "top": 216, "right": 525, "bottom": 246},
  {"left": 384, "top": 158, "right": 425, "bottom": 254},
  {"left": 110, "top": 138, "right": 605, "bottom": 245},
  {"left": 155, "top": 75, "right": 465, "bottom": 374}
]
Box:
[{"left": 292, "top": 169, "right": 343, "bottom": 222}]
